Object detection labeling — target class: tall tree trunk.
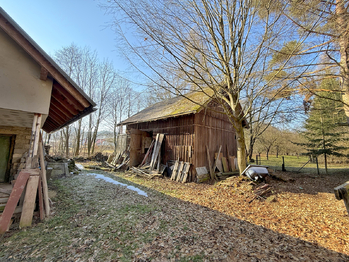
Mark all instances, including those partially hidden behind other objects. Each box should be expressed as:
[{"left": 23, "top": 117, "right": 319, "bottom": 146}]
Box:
[
  {"left": 91, "top": 118, "right": 100, "bottom": 155},
  {"left": 87, "top": 114, "right": 93, "bottom": 156},
  {"left": 266, "top": 148, "right": 269, "bottom": 160},
  {"left": 113, "top": 117, "right": 118, "bottom": 154},
  {"left": 64, "top": 126, "right": 70, "bottom": 158},
  {"left": 74, "top": 119, "right": 82, "bottom": 156},
  {"left": 324, "top": 153, "right": 328, "bottom": 174},
  {"left": 235, "top": 124, "right": 247, "bottom": 174},
  {"left": 337, "top": 0, "right": 349, "bottom": 123},
  {"left": 248, "top": 136, "right": 255, "bottom": 161}
]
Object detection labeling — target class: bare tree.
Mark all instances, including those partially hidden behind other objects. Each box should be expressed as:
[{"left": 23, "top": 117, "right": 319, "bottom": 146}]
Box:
[
  {"left": 104, "top": 0, "right": 310, "bottom": 172},
  {"left": 107, "top": 78, "right": 146, "bottom": 152},
  {"left": 89, "top": 59, "right": 117, "bottom": 155}
]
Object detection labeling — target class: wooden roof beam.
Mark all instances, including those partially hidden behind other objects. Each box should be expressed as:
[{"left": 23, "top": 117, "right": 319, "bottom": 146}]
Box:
[
  {"left": 53, "top": 82, "right": 85, "bottom": 111},
  {"left": 50, "top": 97, "right": 75, "bottom": 119},
  {"left": 48, "top": 110, "right": 66, "bottom": 126},
  {"left": 49, "top": 104, "right": 70, "bottom": 122},
  {"left": 51, "top": 89, "right": 79, "bottom": 115}
]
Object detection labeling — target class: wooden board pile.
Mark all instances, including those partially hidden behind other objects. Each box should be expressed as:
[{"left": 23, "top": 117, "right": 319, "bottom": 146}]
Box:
[
  {"left": 130, "top": 134, "right": 166, "bottom": 179},
  {"left": 169, "top": 161, "right": 191, "bottom": 183},
  {"left": 196, "top": 145, "right": 239, "bottom": 183},
  {"left": 247, "top": 183, "right": 274, "bottom": 203},
  {"left": 0, "top": 113, "right": 50, "bottom": 234},
  {"left": 106, "top": 148, "right": 130, "bottom": 170}
]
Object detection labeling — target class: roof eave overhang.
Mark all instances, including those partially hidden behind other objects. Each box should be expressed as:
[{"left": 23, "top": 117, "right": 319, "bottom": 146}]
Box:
[{"left": 0, "top": 8, "right": 97, "bottom": 133}]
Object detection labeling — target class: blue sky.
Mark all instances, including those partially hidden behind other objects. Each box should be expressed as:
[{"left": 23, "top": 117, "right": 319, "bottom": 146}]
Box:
[{"left": 0, "top": 0, "right": 131, "bottom": 75}]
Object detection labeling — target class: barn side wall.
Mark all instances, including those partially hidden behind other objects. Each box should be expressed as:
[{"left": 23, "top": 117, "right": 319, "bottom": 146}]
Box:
[
  {"left": 127, "top": 114, "right": 195, "bottom": 167},
  {"left": 126, "top": 105, "right": 237, "bottom": 181},
  {"left": 193, "top": 106, "right": 237, "bottom": 173}
]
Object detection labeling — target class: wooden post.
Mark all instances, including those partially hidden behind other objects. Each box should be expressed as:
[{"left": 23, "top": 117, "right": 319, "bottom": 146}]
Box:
[
  {"left": 26, "top": 114, "right": 38, "bottom": 169},
  {"left": 28, "top": 114, "right": 38, "bottom": 157},
  {"left": 334, "top": 181, "right": 349, "bottom": 216},
  {"left": 32, "top": 114, "right": 42, "bottom": 157},
  {"left": 256, "top": 155, "right": 258, "bottom": 165},
  {"left": 206, "top": 145, "right": 214, "bottom": 180},
  {"left": 39, "top": 132, "right": 50, "bottom": 217}
]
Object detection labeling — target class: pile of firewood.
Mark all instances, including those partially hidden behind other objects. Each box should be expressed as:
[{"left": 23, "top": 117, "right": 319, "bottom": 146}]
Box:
[{"left": 248, "top": 184, "right": 275, "bottom": 203}]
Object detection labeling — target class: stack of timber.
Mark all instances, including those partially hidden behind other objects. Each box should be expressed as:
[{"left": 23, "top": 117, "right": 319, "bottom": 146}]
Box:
[
  {"left": 106, "top": 148, "right": 130, "bottom": 170},
  {"left": 248, "top": 184, "right": 274, "bottom": 203},
  {"left": 170, "top": 160, "right": 191, "bottom": 183},
  {"left": 205, "top": 144, "right": 239, "bottom": 182},
  {"left": 0, "top": 114, "right": 50, "bottom": 234},
  {"left": 130, "top": 134, "right": 166, "bottom": 178}
]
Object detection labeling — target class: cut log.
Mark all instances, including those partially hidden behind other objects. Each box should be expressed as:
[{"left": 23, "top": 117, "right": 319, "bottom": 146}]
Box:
[
  {"left": 0, "top": 171, "right": 30, "bottom": 234},
  {"left": 19, "top": 175, "right": 40, "bottom": 228}
]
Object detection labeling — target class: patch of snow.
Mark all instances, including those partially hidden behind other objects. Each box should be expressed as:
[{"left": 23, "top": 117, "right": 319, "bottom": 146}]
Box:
[
  {"left": 76, "top": 164, "right": 84, "bottom": 170},
  {"left": 86, "top": 173, "right": 148, "bottom": 197}
]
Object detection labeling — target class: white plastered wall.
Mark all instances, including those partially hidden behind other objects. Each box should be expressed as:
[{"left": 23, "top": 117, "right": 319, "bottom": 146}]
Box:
[{"left": 0, "top": 27, "right": 52, "bottom": 119}]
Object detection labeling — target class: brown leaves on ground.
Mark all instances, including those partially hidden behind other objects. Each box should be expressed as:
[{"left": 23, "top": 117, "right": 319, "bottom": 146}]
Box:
[
  {"left": 1, "top": 170, "right": 348, "bottom": 261},
  {"left": 121, "top": 170, "right": 349, "bottom": 256}
]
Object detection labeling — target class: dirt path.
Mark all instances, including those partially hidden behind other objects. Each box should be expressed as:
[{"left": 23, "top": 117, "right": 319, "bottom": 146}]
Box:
[{"left": 0, "top": 171, "right": 348, "bottom": 261}]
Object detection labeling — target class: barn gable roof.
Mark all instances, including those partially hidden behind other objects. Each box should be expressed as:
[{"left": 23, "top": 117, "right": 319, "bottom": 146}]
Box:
[{"left": 119, "top": 89, "right": 214, "bottom": 126}]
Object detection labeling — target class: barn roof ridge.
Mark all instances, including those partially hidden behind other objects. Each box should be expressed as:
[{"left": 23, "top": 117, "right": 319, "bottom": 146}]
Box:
[{"left": 118, "top": 89, "right": 214, "bottom": 126}]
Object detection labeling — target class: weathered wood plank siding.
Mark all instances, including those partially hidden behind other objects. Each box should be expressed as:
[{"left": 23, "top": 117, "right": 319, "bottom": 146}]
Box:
[
  {"left": 127, "top": 114, "right": 195, "bottom": 166},
  {"left": 126, "top": 102, "right": 237, "bottom": 181},
  {"left": 193, "top": 103, "right": 236, "bottom": 177}
]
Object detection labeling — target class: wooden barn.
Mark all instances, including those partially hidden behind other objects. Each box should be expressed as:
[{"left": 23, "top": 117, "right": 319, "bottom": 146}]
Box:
[
  {"left": 118, "top": 90, "right": 248, "bottom": 181},
  {"left": 0, "top": 8, "right": 95, "bottom": 233}
]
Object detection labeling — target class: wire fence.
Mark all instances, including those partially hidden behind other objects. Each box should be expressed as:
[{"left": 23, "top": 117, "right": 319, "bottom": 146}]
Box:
[{"left": 252, "top": 155, "right": 349, "bottom": 175}]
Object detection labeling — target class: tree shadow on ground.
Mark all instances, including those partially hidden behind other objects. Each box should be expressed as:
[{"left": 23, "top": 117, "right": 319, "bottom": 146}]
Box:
[
  {"left": 268, "top": 170, "right": 349, "bottom": 195},
  {"left": 0, "top": 172, "right": 348, "bottom": 261}
]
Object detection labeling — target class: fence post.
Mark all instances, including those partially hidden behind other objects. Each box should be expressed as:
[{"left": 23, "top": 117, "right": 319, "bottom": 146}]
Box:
[
  {"left": 256, "top": 155, "right": 258, "bottom": 165},
  {"left": 282, "top": 156, "right": 286, "bottom": 171}
]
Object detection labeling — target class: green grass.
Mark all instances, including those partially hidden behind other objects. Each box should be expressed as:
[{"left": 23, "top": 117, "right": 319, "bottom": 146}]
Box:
[{"left": 252, "top": 155, "right": 349, "bottom": 174}]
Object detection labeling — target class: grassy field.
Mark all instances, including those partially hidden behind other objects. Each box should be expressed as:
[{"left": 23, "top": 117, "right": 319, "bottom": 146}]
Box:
[{"left": 252, "top": 155, "right": 349, "bottom": 175}]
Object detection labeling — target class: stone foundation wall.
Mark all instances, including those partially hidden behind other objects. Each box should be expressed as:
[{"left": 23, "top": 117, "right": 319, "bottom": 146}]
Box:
[{"left": 0, "top": 126, "right": 31, "bottom": 179}]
